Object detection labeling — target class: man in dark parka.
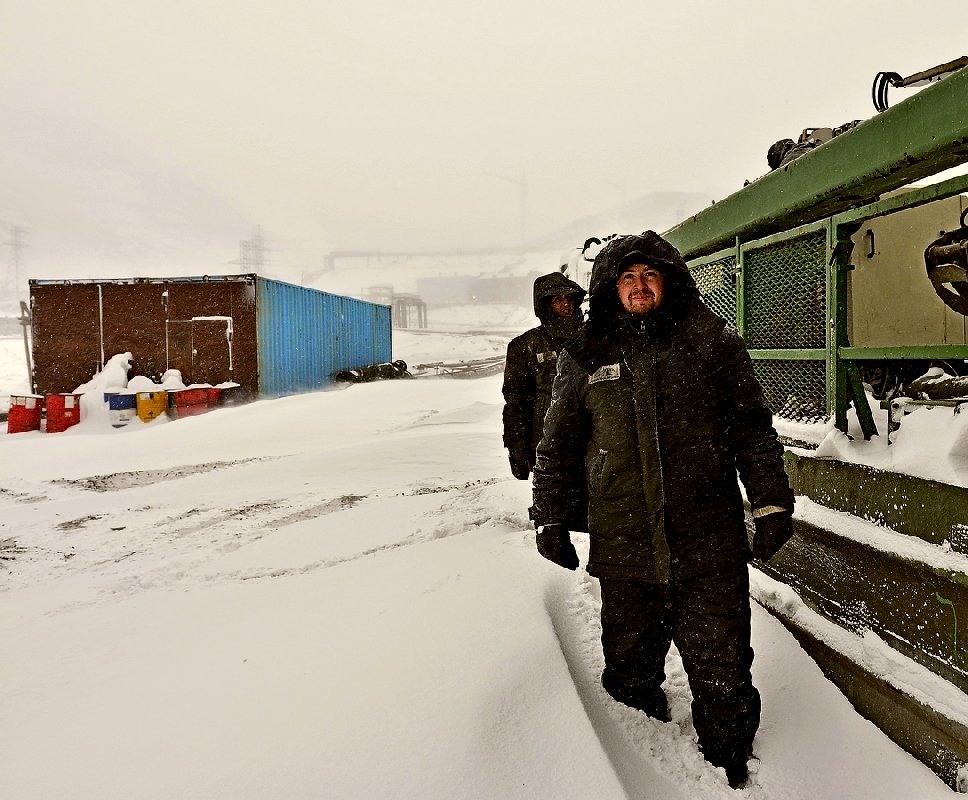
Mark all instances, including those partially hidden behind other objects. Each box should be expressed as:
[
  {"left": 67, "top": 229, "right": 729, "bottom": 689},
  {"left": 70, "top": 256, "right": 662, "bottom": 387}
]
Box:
[
  {"left": 530, "top": 231, "right": 795, "bottom": 788},
  {"left": 502, "top": 271, "right": 586, "bottom": 480}
]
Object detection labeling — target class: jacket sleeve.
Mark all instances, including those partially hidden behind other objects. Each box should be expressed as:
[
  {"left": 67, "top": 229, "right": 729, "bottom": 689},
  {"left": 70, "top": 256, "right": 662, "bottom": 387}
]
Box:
[
  {"left": 502, "top": 336, "right": 535, "bottom": 453},
  {"left": 714, "top": 330, "right": 795, "bottom": 512},
  {"left": 530, "top": 350, "right": 589, "bottom": 530}
]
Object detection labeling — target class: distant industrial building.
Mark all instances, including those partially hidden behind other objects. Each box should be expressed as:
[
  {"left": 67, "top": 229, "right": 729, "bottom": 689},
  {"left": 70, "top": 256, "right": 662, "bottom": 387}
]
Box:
[
  {"left": 416, "top": 273, "right": 540, "bottom": 306},
  {"left": 362, "top": 286, "right": 428, "bottom": 329}
]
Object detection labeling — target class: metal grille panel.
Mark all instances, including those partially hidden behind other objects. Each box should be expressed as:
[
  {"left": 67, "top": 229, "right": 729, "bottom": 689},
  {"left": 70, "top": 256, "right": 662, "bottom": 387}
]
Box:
[
  {"left": 753, "top": 359, "right": 828, "bottom": 423},
  {"left": 745, "top": 232, "right": 826, "bottom": 349},
  {"left": 691, "top": 255, "right": 737, "bottom": 324}
]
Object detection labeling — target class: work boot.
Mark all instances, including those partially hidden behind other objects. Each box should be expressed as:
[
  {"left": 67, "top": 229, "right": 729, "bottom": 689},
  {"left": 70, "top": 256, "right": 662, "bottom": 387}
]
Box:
[
  {"left": 703, "top": 745, "right": 753, "bottom": 789},
  {"left": 601, "top": 675, "right": 670, "bottom": 722},
  {"left": 723, "top": 757, "right": 749, "bottom": 789}
]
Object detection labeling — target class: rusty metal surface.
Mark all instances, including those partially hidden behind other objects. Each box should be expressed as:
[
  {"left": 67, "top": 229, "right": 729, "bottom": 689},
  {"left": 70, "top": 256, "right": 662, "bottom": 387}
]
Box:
[
  {"left": 30, "top": 277, "right": 260, "bottom": 395},
  {"left": 30, "top": 283, "right": 101, "bottom": 396}
]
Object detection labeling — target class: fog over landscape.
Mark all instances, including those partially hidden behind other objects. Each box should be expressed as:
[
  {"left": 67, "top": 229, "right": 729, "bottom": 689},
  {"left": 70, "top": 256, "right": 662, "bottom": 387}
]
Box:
[{"left": 2, "top": 1, "right": 968, "bottom": 307}]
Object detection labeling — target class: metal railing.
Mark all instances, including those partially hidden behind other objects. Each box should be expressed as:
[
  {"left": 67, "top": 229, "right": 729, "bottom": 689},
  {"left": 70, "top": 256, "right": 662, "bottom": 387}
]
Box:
[{"left": 686, "top": 174, "right": 968, "bottom": 435}]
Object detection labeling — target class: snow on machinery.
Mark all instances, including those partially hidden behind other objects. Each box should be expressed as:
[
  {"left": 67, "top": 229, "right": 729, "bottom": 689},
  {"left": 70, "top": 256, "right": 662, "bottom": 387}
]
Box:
[{"left": 563, "top": 58, "right": 968, "bottom": 788}]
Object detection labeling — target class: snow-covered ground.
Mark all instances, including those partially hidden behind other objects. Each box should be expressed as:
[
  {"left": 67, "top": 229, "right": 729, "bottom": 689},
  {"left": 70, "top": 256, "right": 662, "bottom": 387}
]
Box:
[
  {"left": 1, "top": 317, "right": 964, "bottom": 798},
  {"left": 1, "top": 334, "right": 31, "bottom": 412}
]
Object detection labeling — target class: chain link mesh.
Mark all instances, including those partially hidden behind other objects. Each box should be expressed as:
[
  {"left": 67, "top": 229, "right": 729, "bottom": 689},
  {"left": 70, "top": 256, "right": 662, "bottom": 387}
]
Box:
[
  {"left": 745, "top": 232, "right": 829, "bottom": 424},
  {"left": 753, "top": 359, "right": 828, "bottom": 424},
  {"left": 744, "top": 232, "right": 827, "bottom": 350},
  {"left": 692, "top": 255, "right": 737, "bottom": 324},
  {"left": 689, "top": 234, "right": 830, "bottom": 425}
]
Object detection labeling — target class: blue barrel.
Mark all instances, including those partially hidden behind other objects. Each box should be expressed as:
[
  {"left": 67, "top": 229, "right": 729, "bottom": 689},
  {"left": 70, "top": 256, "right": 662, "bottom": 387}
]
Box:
[{"left": 105, "top": 392, "right": 137, "bottom": 428}]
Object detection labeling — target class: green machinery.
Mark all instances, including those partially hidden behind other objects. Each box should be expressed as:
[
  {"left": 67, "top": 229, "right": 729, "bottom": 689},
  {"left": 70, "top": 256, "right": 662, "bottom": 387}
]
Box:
[
  {"left": 666, "top": 62, "right": 968, "bottom": 436},
  {"left": 664, "top": 62, "right": 968, "bottom": 787}
]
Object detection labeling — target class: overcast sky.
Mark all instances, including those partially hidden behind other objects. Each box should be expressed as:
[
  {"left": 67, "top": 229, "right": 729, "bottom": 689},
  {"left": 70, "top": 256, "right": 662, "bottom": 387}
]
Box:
[{"left": 1, "top": 1, "right": 967, "bottom": 278}]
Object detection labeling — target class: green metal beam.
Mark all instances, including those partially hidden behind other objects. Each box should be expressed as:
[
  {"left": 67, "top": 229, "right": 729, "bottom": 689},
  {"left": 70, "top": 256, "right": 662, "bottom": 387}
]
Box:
[
  {"left": 835, "top": 172, "right": 968, "bottom": 228},
  {"left": 828, "top": 221, "right": 857, "bottom": 430},
  {"left": 749, "top": 349, "right": 826, "bottom": 361},
  {"left": 664, "top": 67, "right": 968, "bottom": 259},
  {"left": 840, "top": 345, "right": 968, "bottom": 360},
  {"left": 846, "top": 363, "right": 878, "bottom": 440},
  {"left": 687, "top": 245, "right": 736, "bottom": 269},
  {"left": 738, "top": 220, "right": 828, "bottom": 253},
  {"left": 736, "top": 237, "right": 747, "bottom": 338}
]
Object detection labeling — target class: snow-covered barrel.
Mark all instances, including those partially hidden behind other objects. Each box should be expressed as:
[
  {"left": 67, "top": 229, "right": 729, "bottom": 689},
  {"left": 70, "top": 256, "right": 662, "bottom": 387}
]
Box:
[
  {"left": 135, "top": 390, "right": 168, "bottom": 423},
  {"left": 6, "top": 394, "right": 44, "bottom": 434},
  {"left": 45, "top": 393, "right": 81, "bottom": 433}
]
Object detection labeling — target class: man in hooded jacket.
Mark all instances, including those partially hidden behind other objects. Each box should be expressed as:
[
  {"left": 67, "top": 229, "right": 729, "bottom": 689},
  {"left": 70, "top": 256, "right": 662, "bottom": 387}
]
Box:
[
  {"left": 502, "top": 271, "right": 586, "bottom": 480},
  {"left": 529, "top": 231, "right": 795, "bottom": 788}
]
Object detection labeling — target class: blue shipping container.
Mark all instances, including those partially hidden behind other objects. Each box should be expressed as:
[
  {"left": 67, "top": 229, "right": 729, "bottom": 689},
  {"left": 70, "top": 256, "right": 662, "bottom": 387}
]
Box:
[{"left": 255, "top": 277, "right": 392, "bottom": 396}]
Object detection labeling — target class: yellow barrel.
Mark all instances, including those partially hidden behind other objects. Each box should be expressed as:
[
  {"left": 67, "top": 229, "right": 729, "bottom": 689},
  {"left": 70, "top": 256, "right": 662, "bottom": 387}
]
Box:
[{"left": 136, "top": 390, "right": 169, "bottom": 422}]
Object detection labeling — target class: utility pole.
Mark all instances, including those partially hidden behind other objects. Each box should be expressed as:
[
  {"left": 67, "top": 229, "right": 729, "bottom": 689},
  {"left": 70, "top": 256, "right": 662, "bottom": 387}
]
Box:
[
  {"left": 520, "top": 169, "right": 528, "bottom": 251},
  {"left": 239, "top": 225, "right": 266, "bottom": 272},
  {"left": 5, "top": 225, "right": 27, "bottom": 296},
  {"left": 19, "top": 300, "right": 33, "bottom": 392}
]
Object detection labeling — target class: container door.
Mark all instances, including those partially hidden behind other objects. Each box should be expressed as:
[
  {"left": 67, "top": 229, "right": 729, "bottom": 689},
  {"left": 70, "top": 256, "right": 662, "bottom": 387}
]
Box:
[
  {"left": 167, "top": 320, "right": 194, "bottom": 381},
  {"left": 192, "top": 318, "right": 233, "bottom": 384}
]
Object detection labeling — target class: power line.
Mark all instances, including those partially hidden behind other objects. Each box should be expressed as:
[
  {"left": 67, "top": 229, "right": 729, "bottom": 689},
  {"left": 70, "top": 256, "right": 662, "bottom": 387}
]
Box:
[{"left": 4, "top": 225, "right": 28, "bottom": 295}]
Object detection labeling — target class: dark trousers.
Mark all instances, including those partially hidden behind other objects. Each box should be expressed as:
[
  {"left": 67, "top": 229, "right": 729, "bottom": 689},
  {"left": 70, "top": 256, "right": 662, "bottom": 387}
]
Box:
[{"left": 599, "top": 558, "right": 760, "bottom": 762}]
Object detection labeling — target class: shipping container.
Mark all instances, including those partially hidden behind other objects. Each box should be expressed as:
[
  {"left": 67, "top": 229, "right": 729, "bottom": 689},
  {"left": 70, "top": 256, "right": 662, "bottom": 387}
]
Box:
[{"left": 28, "top": 275, "right": 391, "bottom": 398}]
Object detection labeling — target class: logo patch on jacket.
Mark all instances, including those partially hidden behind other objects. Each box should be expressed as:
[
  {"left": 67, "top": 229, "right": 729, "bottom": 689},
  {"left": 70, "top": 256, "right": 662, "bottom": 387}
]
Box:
[
  {"left": 588, "top": 363, "right": 621, "bottom": 384},
  {"left": 536, "top": 350, "right": 557, "bottom": 364}
]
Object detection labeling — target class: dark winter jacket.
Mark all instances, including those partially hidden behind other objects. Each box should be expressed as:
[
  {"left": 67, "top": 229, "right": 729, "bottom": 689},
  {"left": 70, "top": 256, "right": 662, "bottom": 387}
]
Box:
[
  {"left": 502, "top": 272, "right": 586, "bottom": 465},
  {"left": 531, "top": 232, "right": 793, "bottom": 582}
]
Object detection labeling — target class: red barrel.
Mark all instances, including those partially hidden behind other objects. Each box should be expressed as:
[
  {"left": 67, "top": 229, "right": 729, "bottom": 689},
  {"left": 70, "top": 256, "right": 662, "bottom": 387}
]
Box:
[
  {"left": 7, "top": 395, "right": 44, "bottom": 434},
  {"left": 45, "top": 393, "right": 82, "bottom": 433},
  {"left": 168, "top": 387, "right": 210, "bottom": 418}
]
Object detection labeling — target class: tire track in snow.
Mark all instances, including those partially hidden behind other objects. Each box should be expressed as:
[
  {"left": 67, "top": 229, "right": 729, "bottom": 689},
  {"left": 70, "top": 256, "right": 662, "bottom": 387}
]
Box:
[
  {"left": 49, "top": 458, "right": 273, "bottom": 492},
  {"left": 224, "top": 478, "right": 513, "bottom": 583},
  {"left": 3, "top": 473, "right": 518, "bottom": 619}
]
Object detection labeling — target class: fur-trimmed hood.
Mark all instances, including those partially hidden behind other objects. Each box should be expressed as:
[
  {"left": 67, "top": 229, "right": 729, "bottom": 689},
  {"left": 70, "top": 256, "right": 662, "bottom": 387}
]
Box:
[
  {"left": 586, "top": 231, "right": 697, "bottom": 332},
  {"left": 532, "top": 271, "right": 586, "bottom": 321}
]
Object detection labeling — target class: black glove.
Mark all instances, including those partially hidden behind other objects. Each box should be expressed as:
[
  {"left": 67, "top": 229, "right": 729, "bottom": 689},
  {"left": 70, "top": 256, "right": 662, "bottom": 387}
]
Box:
[
  {"left": 508, "top": 447, "right": 531, "bottom": 481},
  {"left": 536, "top": 524, "right": 579, "bottom": 570},
  {"left": 751, "top": 510, "right": 794, "bottom": 562}
]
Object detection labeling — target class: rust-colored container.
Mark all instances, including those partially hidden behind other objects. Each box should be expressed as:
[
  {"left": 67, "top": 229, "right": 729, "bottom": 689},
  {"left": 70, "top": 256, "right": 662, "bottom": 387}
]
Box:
[
  {"left": 168, "top": 388, "right": 210, "bottom": 418},
  {"left": 45, "top": 393, "right": 82, "bottom": 433},
  {"left": 136, "top": 390, "right": 169, "bottom": 422},
  {"left": 7, "top": 395, "right": 44, "bottom": 434},
  {"left": 206, "top": 386, "right": 221, "bottom": 407}
]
